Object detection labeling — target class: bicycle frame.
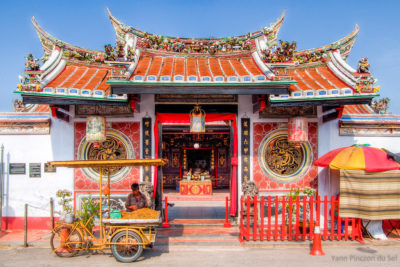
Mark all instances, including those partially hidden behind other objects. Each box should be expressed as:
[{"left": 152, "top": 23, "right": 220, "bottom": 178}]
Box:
[
  {"left": 48, "top": 159, "right": 165, "bottom": 258},
  {"left": 53, "top": 216, "right": 155, "bottom": 253}
]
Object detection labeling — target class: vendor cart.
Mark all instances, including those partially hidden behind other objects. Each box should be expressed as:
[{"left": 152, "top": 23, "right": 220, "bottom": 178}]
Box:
[{"left": 48, "top": 159, "right": 165, "bottom": 263}]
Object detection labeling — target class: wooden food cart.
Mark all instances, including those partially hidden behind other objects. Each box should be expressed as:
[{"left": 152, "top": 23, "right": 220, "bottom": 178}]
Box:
[{"left": 48, "top": 159, "right": 165, "bottom": 263}]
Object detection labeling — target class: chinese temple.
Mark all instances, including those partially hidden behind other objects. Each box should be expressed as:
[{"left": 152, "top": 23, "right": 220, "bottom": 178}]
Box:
[{"left": 1, "top": 9, "right": 400, "bottom": 230}]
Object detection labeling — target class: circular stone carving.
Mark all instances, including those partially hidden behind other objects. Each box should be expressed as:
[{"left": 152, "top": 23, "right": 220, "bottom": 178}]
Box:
[
  {"left": 77, "top": 129, "right": 134, "bottom": 183},
  {"left": 258, "top": 129, "right": 312, "bottom": 183}
]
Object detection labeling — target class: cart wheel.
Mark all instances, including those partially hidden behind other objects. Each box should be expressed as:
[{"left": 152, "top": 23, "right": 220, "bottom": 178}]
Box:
[
  {"left": 50, "top": 225, "right": 82, "bottom": 257},
  {"left": 110, "top": 230, "right": 143, "bottom": 263}
]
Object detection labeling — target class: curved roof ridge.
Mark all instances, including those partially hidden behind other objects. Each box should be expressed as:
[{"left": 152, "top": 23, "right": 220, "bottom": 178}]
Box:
[
  {"left": 107, "top": 8, "right": 286, "bottom": 40},
  {"left": 106, "top": 8, "right": 286, "bottom": 56},
  {"left": 295, "top": 25, "right": 359, "bottom": 58},
  {"left": 32, "top": 17, "right": 103, "bottom": 56}
]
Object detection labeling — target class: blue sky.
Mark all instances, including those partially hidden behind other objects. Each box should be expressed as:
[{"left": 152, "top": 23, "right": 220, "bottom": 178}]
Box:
[{"left": 1, "top": 0, "right": 399, "bottom": 114}]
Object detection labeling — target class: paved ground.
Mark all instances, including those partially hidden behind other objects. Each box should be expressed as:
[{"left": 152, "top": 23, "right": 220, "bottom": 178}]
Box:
[
  {"left": 0, "top": 244, "right": 399, "bottom": 267},
  {"left": 1, "top": 192, "right": 399, "bottom": 266}
]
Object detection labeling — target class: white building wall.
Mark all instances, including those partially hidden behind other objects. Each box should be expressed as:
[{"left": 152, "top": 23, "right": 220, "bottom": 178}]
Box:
[
  {"left": 1, "top": 118, "right": 74, "bottom": 218},
  {"left": 318, "top": 119, "right": 400, "bottom": 197}
]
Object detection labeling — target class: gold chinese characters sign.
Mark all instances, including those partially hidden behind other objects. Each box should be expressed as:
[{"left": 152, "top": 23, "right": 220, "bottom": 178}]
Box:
[
  {"left": 241, "top": 118, "right": 250, "bottom": 182},
  {"left": 142, "top": 117, "right": 152, "bottom": 182}
]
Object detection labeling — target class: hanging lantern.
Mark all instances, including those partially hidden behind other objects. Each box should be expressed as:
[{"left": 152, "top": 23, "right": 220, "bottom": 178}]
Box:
[
  {"left": 86, "top": 116, "right": 106, "bottom": 143},
  {"left": 288, "top": 117, "right": 308, "bottom": 144},
  {"left": 190, "top": 104, "right": 206, "bottom": 133}
]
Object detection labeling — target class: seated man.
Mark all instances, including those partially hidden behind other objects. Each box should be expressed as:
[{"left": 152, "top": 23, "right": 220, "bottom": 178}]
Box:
[{"left": 125, "top": 183, "right": 148, "bottom": 212}]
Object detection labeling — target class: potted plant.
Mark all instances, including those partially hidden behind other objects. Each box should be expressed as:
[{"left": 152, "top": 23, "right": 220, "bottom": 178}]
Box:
[
  {"left": 76, "top": 194, "right": 100, "bottom": 232},
  {"left": 56, "top": 189, "right": 73, "bottom": 223}
]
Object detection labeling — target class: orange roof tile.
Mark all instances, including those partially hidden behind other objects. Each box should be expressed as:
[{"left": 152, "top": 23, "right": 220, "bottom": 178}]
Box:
[
  {"left": 174, "top": 57, "right": 185, "bottom": 76},
  {"left": 97, "top": 73, "right": 110, "bottom": 91},
  {"left": 288, "top": 69, "right": 308, "bottom": 90},
  {"left": 33, "top": 104, "right": 50, "bottom": 113},
  {"left": 209, "top": 57, "right": 223, "bottom": 77},
  {"left": 318, "top": 65, "right": 350, "bottom": 88},
  {"left": 84, "top": 69, "right": 108, "bottom": 90},
  {"left": 289, "top": 84, "right": 300, "bottom": 91},
  {"left": 294, "top": 69, "right": 317, "bottom": 90},
  {"left": 124, "top": 53, "right": 268, "bottom": 82},
  {"left": 160, "top": 57, "right": 174, "bottom": 77},
  {"left": 288, "top": 65, "right": 355, "bottom": 92},
  {"left": 343, "top": 104, "right": 374, "bottom": 115},
  {"left": 219, "top": 59, "right": 236, "bottom": 76},
  {"left": 147, "top": 56, "right": 163, "bottom": 76},
  {"left": 74, "top": 68, "right": 96, "bottom": 89},
  {"left": 46, "top": 65, "right": 76, "bottom": 88},
  {"left": 307, "top": 68, "right": 333, "bottom": 89},
  {"left": 133, "top": 55, "right": 151, "bottom": 76},
  {"left": 197, "top": 58, "right": 211, "bottom": 77},
  {"left": 230, "top": 59, "right": 248, "bottom": 76},
  {"left": 60, "top": 67, "right": 86, "bottom": 88},
  {"left": 241, "top": 58, "right": 264, "bottom": 76},
  {"left": 187, "top": 58, "right": 198, "bottom": 77}
]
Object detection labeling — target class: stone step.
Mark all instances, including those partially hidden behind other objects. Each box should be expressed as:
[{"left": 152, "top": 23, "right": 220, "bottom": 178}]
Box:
[
  {"left": 157, "top": 226, "right": 239, "bottom": 237},
  {"left": 163, "top": 219, "right": 237, "bottom": 228}
]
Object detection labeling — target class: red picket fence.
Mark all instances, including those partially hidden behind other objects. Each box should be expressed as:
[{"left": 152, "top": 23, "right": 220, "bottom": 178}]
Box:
[{"left": 239, "top": 195, "right": 364, "bottom": 243}]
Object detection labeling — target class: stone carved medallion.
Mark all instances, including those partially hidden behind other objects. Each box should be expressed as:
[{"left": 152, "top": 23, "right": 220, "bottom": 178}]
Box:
[
  {"left": 77, "top": 128, "right": 134, "bottom": 183},
  {"left": 258, "top": 129, "right": 312, "bottom": 183}
]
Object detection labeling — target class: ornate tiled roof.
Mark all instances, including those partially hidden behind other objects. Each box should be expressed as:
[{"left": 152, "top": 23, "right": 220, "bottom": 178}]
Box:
[
  {"left": 129, "top": 51, "right": 267, "bottom": 83},
  {"left": 343, "top": 104, "right": 375, "bottom": 115},
  {"left": 14, "top": 10, "right": 379, "bottom": 107}
]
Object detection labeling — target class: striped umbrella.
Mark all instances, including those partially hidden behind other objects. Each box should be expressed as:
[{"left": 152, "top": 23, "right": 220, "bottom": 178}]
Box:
[{"left": 314, "top": 144, "right": 400, "bottom": 172}]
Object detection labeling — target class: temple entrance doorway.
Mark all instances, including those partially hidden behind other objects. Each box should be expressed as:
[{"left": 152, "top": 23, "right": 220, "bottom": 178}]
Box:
[{"left": 161, "top": 125, "right": 231, "bottom": 221}]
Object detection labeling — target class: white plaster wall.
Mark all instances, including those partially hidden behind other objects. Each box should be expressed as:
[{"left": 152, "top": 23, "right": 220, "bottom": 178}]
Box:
[
  {"left": 318, "top": 119, "right": 400, "bottom": 197},
  {"left": 1, "top": 118, "right": 74, "bottom": 217}
]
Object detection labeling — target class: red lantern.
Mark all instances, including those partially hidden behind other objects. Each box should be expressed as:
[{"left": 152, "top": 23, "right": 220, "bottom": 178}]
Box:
[
  {"left": 86, "top": 116, "right": 106, "bottom": 143},
  {"left": 288, "top": 117, "right": 308, "bottom": 143}
]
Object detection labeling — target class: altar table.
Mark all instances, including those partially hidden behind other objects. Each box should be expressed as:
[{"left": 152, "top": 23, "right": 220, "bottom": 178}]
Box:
[{"left": 179, "top": 180, "right": 212, "bottom": 195}]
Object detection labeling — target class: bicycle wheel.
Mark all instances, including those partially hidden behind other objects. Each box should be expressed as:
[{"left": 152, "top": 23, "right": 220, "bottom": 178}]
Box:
[
  {"left": 50, "top": 225, "right": 83, "bottom": 257},
  {"left": 110, "top": 230, "right": 143, "bottom": 263}
]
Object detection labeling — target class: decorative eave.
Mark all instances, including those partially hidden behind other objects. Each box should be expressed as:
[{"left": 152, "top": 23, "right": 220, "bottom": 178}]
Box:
[
  {"left": 0, "top": 112, "right": 50, "bottom": 135},
  {"left": 339, "top": 114, "right": 400, "bottom": 137},
  {"left": 110, "top": 80, "right": 292, "bottom": 95},
  {"left": 268, "top": 93, "right": 376, "bottom": 107},
  {"left": 15, "top": 90, "right": 128, "bottom": 106}
]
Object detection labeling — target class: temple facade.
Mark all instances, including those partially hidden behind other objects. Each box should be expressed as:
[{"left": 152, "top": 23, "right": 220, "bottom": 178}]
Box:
[{"left": 1, "top": 9, "right": 400, "bottom": 230}]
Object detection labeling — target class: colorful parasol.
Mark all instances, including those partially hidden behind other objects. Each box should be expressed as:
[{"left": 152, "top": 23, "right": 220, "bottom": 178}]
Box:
[{"left": 314, "top": 144, "right": 400, "bottom": 172}]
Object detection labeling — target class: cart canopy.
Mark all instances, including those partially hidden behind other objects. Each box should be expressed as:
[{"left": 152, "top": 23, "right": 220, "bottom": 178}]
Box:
[{"left": 48, "top": 159, "right": 166, "bottom": 168}]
